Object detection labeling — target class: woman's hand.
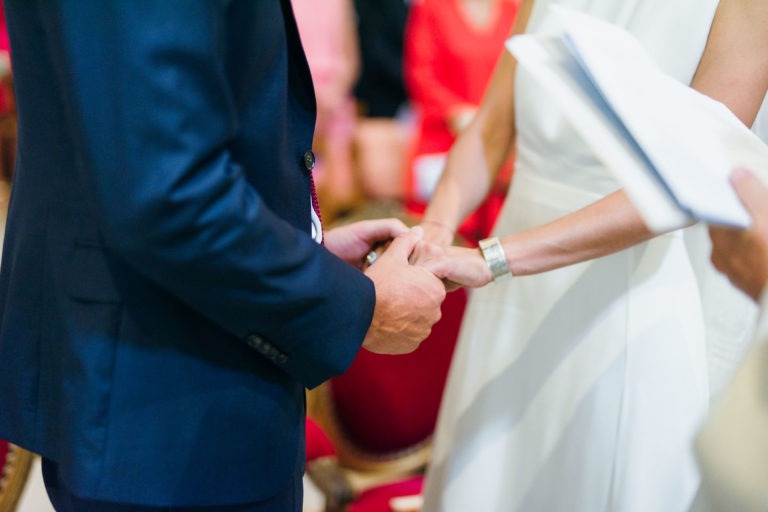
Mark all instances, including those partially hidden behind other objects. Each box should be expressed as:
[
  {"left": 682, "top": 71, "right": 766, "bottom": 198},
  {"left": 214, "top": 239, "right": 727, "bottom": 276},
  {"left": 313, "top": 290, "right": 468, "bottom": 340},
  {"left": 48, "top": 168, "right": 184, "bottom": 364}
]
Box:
[
  {"left": 709, "top": 168, "right": 768, "bottom": 302},
  {"left": 411, "top": 240, "right": 492, "bottom": 290}
]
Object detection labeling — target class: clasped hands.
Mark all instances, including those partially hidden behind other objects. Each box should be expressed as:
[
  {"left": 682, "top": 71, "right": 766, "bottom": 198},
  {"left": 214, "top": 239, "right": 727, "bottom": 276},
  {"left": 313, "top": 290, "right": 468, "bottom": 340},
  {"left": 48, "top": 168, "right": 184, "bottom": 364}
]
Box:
[{"left": 324, "top": 219, "right": 492, "bottom": 357}]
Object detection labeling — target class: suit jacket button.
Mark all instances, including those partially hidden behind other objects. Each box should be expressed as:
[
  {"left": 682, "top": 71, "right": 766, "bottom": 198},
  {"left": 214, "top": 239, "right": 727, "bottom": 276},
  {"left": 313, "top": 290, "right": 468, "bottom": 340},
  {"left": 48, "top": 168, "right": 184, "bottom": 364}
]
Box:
[
  {"left": 303, "top": 150, "right": 315, "bottom": 172},
  {"left": 246, "top": 334, "right": 263, "bottom": 350}
]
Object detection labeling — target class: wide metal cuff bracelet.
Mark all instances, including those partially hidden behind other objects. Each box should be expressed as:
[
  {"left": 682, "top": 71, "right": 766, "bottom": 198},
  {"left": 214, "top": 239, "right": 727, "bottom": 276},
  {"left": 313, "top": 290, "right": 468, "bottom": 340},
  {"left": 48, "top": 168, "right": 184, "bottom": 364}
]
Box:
[{"left": 478, "top": 237, "right": 512, "bottom": 282}]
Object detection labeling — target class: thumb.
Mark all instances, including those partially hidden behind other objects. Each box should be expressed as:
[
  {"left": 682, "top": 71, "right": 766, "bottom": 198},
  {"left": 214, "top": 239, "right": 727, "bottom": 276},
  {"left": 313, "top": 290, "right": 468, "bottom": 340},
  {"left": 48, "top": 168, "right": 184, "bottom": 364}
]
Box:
[
  {"left": 731, "top": 167, "right": 768, "bottom": 218},
  {"left": 381, "top": 226, "right": 424, "bottom": 262}
]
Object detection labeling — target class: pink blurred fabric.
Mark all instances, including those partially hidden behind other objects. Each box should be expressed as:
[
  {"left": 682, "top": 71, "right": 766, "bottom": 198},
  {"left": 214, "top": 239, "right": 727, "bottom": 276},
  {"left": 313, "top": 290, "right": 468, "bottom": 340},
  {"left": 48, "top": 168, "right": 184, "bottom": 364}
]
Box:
[{"left": 292, "top": 0, "right": 358, "bottom": 207}]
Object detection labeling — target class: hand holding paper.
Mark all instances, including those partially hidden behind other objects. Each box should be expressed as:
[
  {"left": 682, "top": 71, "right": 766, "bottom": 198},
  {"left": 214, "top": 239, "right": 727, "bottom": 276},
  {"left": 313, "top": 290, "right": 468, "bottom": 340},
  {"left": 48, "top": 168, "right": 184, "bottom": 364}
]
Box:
[
  {"left": 709, "top": 168, "right": 768, "bottom": 301},
  {"left": 411, "top": 240, "right": 491, "bottom": 290}
]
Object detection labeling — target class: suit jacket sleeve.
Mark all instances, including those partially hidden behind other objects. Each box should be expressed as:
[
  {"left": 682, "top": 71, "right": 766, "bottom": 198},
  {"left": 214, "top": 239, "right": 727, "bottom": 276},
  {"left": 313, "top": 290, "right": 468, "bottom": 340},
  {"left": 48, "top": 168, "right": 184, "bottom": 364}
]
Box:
[{"left": 41, "top": 1, "right": 374, "bottom": 389}]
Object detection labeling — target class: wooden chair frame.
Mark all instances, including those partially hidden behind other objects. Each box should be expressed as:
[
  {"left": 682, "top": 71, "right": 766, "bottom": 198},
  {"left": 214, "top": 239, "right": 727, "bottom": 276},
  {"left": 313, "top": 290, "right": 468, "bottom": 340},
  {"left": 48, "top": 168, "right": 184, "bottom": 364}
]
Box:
[
  {"left": 307, "top": 383, "right": 432, "bottom": 492},
  {"left": 0, "top": 443, "right": 34, "bottom": 512}
]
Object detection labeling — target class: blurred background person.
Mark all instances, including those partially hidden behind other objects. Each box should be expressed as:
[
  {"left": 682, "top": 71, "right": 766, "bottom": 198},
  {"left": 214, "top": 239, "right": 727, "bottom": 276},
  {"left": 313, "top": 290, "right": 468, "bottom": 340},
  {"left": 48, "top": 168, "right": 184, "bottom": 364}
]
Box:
[
  {"left": 352, "top": 0, "right": 413, "bottom": 202},
  {"left": 293, "top": 0, "right": 361, "bottom": 222},
  {"left": 403, "top": 0, "right": 519, "bottom": 245}
]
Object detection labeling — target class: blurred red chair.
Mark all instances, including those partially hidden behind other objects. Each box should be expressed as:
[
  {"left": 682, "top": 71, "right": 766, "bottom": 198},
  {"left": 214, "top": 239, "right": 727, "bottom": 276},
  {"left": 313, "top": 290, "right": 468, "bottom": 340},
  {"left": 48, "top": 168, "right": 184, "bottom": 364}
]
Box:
[
  {"left": 306, "top": 288, "right": 467, "bottom": 512},
  {"left": 0, "top": 439, "right": 33, "bottom": 511}
]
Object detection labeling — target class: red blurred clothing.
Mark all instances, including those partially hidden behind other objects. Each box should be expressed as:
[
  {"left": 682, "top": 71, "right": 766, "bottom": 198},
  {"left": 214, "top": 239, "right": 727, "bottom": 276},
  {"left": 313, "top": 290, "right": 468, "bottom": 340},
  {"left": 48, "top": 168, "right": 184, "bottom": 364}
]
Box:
[
  {"left": 404, "top": 0, "right": 519, "bottom": 245},
  {"left": 0, "top": 7, "right": 9, "bottom": 55}
]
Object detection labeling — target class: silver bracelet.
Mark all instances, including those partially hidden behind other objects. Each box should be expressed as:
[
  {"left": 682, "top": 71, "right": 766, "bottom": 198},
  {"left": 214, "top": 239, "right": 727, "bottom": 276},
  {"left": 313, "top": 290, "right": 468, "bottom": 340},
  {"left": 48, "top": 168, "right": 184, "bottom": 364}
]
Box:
[{"left": 478, "top": 237, "right": 512, "bottom": 282}]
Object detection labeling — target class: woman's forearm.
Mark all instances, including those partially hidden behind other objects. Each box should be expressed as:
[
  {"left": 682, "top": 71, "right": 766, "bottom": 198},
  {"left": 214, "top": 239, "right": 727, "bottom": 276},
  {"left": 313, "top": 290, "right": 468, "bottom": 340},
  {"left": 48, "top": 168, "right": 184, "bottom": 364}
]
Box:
[
  {"left": 500, "top": 190, "right": 655, "bottom": 276},
  {"left": 422, "top": 125, "right": 497, "bottom": 234},
  {"left": 421, "top": 53, "right": 519, "bottom": 240},
  {"left": 421, "top": 0, "right": 534, "bottom": 242},
  {"left": 414, "top": 189, "right": 657, "bottom": 287}
]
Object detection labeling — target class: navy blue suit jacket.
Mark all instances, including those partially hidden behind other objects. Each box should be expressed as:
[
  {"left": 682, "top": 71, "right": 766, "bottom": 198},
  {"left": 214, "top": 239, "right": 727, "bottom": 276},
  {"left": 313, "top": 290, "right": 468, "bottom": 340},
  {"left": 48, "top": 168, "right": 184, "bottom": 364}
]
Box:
[{"left": 0, "top": 0, "right": 375, "bottom": 506}]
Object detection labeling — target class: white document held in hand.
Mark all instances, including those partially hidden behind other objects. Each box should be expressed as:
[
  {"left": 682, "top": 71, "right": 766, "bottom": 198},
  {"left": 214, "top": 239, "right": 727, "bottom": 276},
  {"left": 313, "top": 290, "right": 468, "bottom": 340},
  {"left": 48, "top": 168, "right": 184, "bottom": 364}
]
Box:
[{"left": 507, "top": 6, "right": 768, "bottom": 232}]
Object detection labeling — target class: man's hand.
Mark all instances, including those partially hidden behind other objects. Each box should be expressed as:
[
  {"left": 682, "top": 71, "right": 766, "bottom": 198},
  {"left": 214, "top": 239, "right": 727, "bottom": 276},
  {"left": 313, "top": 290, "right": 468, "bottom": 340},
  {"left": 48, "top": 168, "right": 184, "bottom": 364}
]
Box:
[
  {"left": 363, "top": 227, "right": 446, "bottom": 354},
  {"left": 709, "top": 168, "right": 768, "bottom": 301},
  {"left": 325, "top": 218, "right": 409, "bottom": 268},
  {"left": 411, "top": 240, "right": 492, "bottom": 290}
]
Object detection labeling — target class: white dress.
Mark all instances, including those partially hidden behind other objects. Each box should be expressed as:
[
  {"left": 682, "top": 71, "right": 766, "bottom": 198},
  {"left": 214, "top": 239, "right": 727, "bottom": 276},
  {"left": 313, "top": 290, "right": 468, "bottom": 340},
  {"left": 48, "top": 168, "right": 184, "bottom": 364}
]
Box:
[{"left": 422, "top": 1, "right": 719, "bottom": 510}]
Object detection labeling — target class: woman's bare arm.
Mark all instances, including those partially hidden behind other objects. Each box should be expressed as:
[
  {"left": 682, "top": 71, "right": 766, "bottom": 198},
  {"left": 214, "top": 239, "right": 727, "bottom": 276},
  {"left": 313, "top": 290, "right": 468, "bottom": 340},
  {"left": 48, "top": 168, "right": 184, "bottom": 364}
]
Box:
[
  {"left": 420, "top": 0, "right": 535, "bottom": 244},
  {"left": 691, "top": 0, "right": 768, "bottom": 126}
]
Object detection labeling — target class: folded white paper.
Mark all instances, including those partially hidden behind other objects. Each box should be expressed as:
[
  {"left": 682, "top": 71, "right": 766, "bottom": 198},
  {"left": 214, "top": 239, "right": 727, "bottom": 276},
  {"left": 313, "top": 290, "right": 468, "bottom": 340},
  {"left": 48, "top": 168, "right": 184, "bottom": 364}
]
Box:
[{"left": 507, "top": 6, "right": 768, "bottom": 232}]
